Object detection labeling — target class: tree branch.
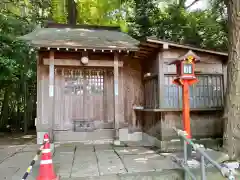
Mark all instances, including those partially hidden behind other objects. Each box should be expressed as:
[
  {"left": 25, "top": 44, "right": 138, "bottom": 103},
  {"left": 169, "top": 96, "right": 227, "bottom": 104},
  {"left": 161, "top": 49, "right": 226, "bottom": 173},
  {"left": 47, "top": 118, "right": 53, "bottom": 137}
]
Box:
[
  {"left": 185, "top": 0, "right": 200, "bottom": 9},
  {"left": 178, "top": 0, "right": 186, "bottom": 8}
]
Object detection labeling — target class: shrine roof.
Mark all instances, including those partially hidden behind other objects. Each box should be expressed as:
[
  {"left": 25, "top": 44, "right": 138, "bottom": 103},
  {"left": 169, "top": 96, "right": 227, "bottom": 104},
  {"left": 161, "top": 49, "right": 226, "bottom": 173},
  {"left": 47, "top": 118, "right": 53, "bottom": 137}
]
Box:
[
  {"left": 135, "top": 36, "right": 228, "bottom": 59},
  {"left": 18, "top": 24, "right": 139, "bottom": 51},
  {"left": 146, "top": 37, "right": 228, "bottom": 56}
]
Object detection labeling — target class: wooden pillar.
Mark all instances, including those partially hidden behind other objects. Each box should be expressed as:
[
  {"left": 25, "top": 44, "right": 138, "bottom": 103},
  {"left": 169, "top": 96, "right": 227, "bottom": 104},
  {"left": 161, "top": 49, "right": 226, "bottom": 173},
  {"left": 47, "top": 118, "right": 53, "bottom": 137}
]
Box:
[
  {"left": 222, "top": 63, "right": 227, "bottom": 108},
  {"left": 158, "top": 52, "right": 164, "bottom": 108},
  {"left": 36, "top": 55, "right": 40, "bottom": 128},
  {"left": 223, "top": 63, "right": 227, "bottom": 94},
  {"left": 114, "top": 52, "right": 119, "bottom": 139},
  {"left": 49, "top": 51, "right": 55, "bottom": 142}
]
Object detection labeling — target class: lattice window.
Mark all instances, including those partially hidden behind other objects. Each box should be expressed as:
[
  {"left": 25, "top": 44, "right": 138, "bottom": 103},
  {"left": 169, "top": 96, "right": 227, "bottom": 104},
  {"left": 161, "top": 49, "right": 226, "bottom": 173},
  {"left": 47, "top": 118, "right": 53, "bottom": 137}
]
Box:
[
  {"left": 61, "top": 68, "right": 105, "bottom": 95},
  {"left": 164, "top": 74, "right": 224, "bottom": 109}
]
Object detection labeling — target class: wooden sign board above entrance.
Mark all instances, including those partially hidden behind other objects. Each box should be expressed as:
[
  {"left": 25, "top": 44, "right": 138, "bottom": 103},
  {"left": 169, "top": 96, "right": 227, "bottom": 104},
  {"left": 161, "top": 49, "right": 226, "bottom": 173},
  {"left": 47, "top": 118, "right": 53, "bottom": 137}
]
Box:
[{"left": 43, "top": 58, "right": 124, "bottom": 67}]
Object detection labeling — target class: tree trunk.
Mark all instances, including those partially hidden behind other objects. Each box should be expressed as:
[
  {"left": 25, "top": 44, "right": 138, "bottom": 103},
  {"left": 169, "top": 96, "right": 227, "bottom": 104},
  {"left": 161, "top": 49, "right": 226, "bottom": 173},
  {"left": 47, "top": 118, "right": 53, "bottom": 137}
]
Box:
[
  {"left": 223, "top": 0, "right": 240, "bottom": 160},
  {"left": 24, "top": 81, "right": 28, "bottom": 134},
  {"left": 16, "top": 83, "right": 22, "bottom": 128},
  {"left": 68, "top": 0, "right": 77, "bottom": 26},
  {"left": 27, "top": 95, "right": 33, "bottom": 128},
  {"left": 0, "top": 88, "right": 10, "bottom": 129}
]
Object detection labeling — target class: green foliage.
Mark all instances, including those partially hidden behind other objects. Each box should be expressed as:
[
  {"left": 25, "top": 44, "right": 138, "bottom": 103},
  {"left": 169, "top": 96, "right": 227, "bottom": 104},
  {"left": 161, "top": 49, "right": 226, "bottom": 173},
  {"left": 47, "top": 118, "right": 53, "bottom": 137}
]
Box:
[
  {"left": 51, "top": 0, "right": 67, "bottom": 23},
  {"left": 0, "top": 13, "right": 36, "bottom": 81},
  {"left": 127, "top": 0, "right": 159, "bottom": 39},
  {"left": 128, "top": 0, "right": 228, "bottom": 51},
  {"left": 49, "top": 0, "right": 129, "bottom": 32},
  {"left": 0, "top": 11, "right": 36, "bottom": 130}
]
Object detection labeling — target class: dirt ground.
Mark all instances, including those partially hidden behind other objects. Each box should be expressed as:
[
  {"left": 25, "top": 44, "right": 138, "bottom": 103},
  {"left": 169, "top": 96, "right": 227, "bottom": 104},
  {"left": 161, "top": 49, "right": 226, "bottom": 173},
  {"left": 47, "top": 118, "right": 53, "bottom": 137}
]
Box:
[{"left": 0, "top": 130, "right": 36, "bottom": 146}]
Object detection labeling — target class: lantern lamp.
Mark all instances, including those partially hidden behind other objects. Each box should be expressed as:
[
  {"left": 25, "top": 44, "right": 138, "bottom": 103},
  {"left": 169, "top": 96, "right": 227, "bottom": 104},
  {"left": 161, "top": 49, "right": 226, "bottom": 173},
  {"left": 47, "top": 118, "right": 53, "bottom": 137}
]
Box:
[{"left": 168, "top": 50, "right": 200, "bottom": 85}]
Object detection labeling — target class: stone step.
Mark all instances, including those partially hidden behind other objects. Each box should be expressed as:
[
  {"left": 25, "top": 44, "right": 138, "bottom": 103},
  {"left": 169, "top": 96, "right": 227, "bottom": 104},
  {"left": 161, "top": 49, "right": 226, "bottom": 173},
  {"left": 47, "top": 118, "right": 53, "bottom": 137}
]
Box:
[{"left": 53, "top": 129, "right": 114, "bottom": 144}]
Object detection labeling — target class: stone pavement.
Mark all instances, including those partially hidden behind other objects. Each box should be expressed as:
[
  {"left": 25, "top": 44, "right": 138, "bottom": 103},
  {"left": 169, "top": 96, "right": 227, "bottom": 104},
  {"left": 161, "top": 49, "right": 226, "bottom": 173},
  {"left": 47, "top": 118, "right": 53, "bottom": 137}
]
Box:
[
  {"left": 53, "top": 143, "right": 181, "bottom": 179},
  {"left": 0, "top": 144, "right": 41, "bottom": 180},
  {"left": 0, "top": 142, "right": 237, "bottom": 180},
  {"left": 0, "top": 143, "right": 182, "bottom": 180}
]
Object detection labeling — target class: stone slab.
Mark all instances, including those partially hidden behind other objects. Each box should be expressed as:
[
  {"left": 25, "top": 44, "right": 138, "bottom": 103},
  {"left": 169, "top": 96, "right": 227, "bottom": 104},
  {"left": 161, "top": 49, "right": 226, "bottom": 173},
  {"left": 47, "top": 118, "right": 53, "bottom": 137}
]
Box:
[
  {"left": 121, "top": 154, "right": 156, "bottom": 173},
  {"left": 54, "top": 146, "right": 75, "bottom": 154},
  {"left": 0, "top": 150, "right": 12, "bottom": 163},
  {"left": 119, "top": 170, "right": 183, "bottom": 180},
  {"left": 4, "top": 143, "right": 234, "bottom": 180},
  {"left": 96, "top": 149, "right": 116, "bottom": 157},
  {"left": 54, "top": 163, "right": 72, "bottom": 178},
  {"left": 0, "top": 167, "right": 20, "bottom": 180},
  {"left": 0, "top": 151, "right": 36, "bottom": 168},
  {"left": 71, "top": 147, "right": 99, "bottom": 177},
  {"left": 61, "top": 175, "right": 120, "bottom": 180},
  {"left": 75, "top": 144, "right": 94, "bottom": 152},
  {"left": 114, "top": 147, "right": 155, "bottom": 156},
  {"left": 0, "top": 145, "right": 25, "bottom": 162},
  {"left": 53, "top": 145, "right": 75, "bottom": 169},
  {"left": 149, "top": 156, "right": 181, "bottom": 171},
  {"left": 12, "top": 165, "right": 38, "bottom": 180},
  {"left": 71, "top": 161, "right": 99, "bottom": 178},
  {"left": 53, "top": 154, "right": 74, "bottom": 166},
  {"left": 94, "top": 144, "right": 113, "bottom": 150},
  {"left": 96, "top": 149, "right": 126, "bottom": 175},
  {"left": 54, "top": 144, "right": 75, "bottom": 151},
  {"left": 74, "top": 151, "right": 96, "bottom": 162}
]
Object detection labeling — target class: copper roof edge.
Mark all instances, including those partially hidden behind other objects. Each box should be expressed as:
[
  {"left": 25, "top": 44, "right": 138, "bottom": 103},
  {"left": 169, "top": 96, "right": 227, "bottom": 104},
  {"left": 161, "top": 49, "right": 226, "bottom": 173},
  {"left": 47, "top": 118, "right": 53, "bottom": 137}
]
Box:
[
  {"left": 146, "top": 37, "right": 228, "bottom": 57},
  {"left": 44, "top": 22, "right": 121, "bottom": 31}
]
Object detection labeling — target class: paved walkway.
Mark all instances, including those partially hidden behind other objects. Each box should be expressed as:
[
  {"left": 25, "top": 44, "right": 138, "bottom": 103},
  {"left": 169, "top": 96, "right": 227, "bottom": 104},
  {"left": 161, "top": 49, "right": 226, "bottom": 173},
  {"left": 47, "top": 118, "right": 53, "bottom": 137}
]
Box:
[
  {"left": 0, "top": 142, "right": 234, "bottom": 180},
  {"left": 0, "top": 143, "right": 181, "bottom": 180}
]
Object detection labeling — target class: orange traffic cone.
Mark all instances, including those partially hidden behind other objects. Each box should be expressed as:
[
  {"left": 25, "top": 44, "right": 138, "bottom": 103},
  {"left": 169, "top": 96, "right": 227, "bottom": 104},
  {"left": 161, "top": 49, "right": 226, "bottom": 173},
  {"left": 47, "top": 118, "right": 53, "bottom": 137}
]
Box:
[
  {"left": 37, "top": 134, "right": 58, "bottom": 180},
  {"left": 43, "top": 133, "right": 49, "bottom": 143}
]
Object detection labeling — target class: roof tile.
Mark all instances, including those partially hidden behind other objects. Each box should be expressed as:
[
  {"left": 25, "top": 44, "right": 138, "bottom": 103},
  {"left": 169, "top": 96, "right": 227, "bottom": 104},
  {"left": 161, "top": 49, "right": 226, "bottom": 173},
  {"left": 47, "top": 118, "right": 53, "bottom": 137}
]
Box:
[{"left": 19, "top": 27, "right": 139, "bottom": 51}]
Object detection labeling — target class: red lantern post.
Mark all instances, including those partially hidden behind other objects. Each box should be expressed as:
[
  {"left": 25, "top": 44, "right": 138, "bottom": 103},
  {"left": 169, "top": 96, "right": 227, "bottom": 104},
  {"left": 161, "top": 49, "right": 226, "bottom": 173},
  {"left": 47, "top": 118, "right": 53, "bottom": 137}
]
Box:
[{"left": 169, "top": 50, "right": 200, "bottom": 152}]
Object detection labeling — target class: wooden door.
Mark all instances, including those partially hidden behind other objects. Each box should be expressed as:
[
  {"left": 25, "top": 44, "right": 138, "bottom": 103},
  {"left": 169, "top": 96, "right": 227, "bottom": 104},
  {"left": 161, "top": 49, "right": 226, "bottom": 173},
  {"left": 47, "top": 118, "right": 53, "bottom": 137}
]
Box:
[{"left": 61, "top": 68, "right": 113, "bottom": 131}]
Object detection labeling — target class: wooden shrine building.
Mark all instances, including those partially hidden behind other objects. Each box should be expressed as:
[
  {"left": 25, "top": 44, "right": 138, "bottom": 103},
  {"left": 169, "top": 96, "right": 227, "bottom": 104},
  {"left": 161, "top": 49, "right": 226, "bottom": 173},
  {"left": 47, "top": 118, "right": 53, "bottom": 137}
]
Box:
[{"left": 20, "top": 24, "right": 228, "bottom": 150}]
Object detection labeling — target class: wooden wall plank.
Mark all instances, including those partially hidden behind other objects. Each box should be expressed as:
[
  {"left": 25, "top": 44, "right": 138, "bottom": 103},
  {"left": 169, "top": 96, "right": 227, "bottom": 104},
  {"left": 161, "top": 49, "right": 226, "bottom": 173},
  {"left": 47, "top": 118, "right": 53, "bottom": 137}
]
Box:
[
  {"left": 40, "top": 66, "right": 50, "bottom": 128},
  {"left": 122, "top": 56, "right": 143, "bottom": 130},
  {"left": 104, "top": 70, "right": 114, "bottom": 123},
  {"left": 119, "top": 68, "right": 125, "bottom": 127},
  {"left": 164, "top": 63, "right": 223, "bottom": 74},
  {"left": 162, "top": 49, "right": 224, "bottom": 74}
]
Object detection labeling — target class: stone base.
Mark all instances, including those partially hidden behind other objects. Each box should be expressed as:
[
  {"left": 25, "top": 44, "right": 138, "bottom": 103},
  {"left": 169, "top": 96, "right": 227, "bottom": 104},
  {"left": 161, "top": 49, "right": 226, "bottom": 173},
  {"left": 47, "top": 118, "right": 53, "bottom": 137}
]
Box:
[
  {"left": 119, "top": 128, "right": 143, "bottom": 142},
  {"left": 113, "top": 140, "right": 121, "bottom": 146},
  {"left": 53, "top": 129, "right": 114, "bottom": 143},
  {"left": 37, "top": 131, "right": 49, "bottom": 144},
  {"left": 119, "top": 128, "right": 128, "bottom": 141},
  {"left": 142, "top": 133, "right": 223, "bottom": 152}
]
